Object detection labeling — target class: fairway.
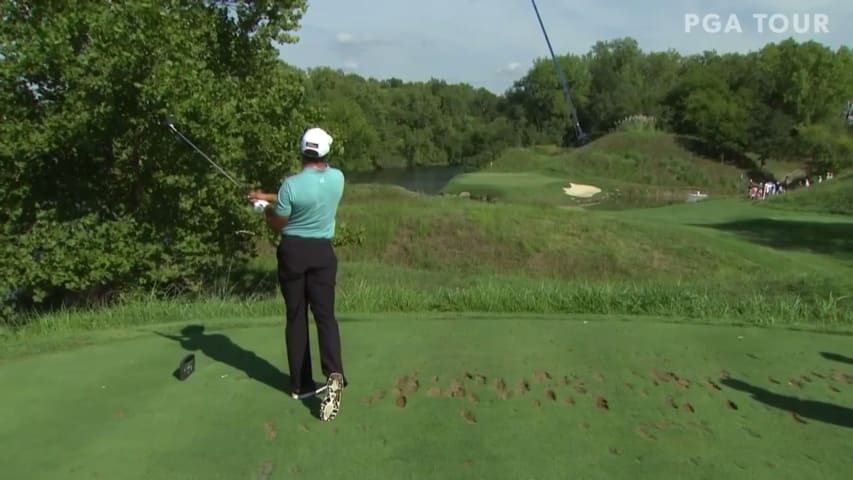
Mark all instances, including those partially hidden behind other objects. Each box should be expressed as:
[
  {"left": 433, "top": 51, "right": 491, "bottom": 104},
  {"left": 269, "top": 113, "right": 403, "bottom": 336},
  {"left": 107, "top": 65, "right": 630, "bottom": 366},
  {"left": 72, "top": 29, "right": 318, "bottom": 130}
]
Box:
[{"left": 2, "top": 315, "right": 851, "bottom": 480}]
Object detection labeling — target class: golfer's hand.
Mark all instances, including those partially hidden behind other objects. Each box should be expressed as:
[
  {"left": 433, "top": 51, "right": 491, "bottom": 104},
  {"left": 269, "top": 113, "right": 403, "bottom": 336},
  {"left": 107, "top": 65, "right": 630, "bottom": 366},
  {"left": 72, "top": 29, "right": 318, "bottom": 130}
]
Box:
[{"left": 246, "top": 190, "right": 275, "bottom": 202}]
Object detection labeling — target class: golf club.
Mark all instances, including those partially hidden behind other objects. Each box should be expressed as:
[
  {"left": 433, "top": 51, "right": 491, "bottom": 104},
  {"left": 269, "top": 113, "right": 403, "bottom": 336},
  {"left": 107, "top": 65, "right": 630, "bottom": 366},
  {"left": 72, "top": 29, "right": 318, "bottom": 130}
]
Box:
[
  {"left": 164, "top": 114, "right": 268, "bottom": 212},
  {"left": 292, "top": 385, "right": 329, "bottom": 400},
  {"left": 530, "top": 0, "right": 588, "bottom": 145}
]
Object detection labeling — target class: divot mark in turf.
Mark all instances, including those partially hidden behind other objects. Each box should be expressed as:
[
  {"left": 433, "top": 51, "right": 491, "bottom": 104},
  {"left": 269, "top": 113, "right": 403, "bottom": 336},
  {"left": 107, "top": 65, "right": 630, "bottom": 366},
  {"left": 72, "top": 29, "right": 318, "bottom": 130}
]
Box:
[
  {"left": 788, "top": 378, "right": 804, "bottom": 389},
  {"left": 562, "top": 376, "right": 572, "bottom": 385},
  {"left": 427, "top": 385, "right": 442, "bottom": 397},
  {"left": 769, "top": 377, "right": 781, "bottom": 385},
  {"left": 475, "top": 374, "right": 487, "bottom": 385},
  {"left": 564, "top": 396, "right": 575, "bottom": 406},
  {"left": 624, "top": 383, "right": 635, "bottom": 391},
  {"left": 744, "top": 427, "right": 762, "bottom": 439},
  {"left": 829, "top": 384, "right": 841, "bottom": 393},
  {"left": 447, "top": 380, "right": 466, "bottom": 398},
  {"left": 681, "top": 402, "right": 695, "bottom": 413},
  {"left": 790, "top": 411, "right": 807, "bottom": 424},
  {"left": 495, "top": 377, "right": 507, "bottom": 394},
  {"left": 594, "top": 372, "right": 605, "bottom": 382},
  {"left": 461, "top": 409, "right": 477, "bottom": 424},
  {"left": 706, "top": 378, "right": 722, "bottom": 391},
  {"left": 811, "top": 371, "right": 825, "bottom": 379},
  {"left": 688, "top": 421, "right": 712, "bottom": 435},
  {"left": 652, "top": 369, "right": 679, "bottom": 383},
  {"left": 666, "top": 397, "right": 679, "bottom": 410},
  {"left": 264, "top": 421, "right": 278, "bottom": 440},
  {"left": 574, "top": 383, "right": 587, "bottom": 394},
  {"left": 726, "top": 400, "right": 738, "bottom": 410},
  {"left": 395, "top": 394, "right": 407, "bottom": 408},
  {"left": 636, "top": 426, "right": 656, "bottom": 441},
  {"left": 609, "top": 447, "right": 621, "bottom": 456},
  {"left": 515, "top": 379, "right": 530, "bottom": 395},
  {"left": 534, "top": 370, "right": 551, "bottom": 382},
  {"left": 832, "top": 373, "right": 853, "bottom": 384},
  {"left": 546, "top": 389, "right": 557, "bottom": 401},
  {"left": 801, "top": 375, "right": 812, "bottom": 383},
  {"left": 467, "top": 392, "right": 480, "bottom": 405},
  {"left": 655, "top": 419, "right": 677, "bottom": 429},
  {"left": 596, "top": 396, "right": 609, "bottom": 410},
  {"left": 579, "top": 422, "right": 591, "bottom": 431},
  {"left": 364, "top": 389, "right": 386, "bottom": 406},
  {"left": 257, "top": 462, "right": 274, "bottom": 480},
  {"left": 396, "top": 375, "right": 419, "bottom": 395},
  {"left": 532, "top": 399, "right": 542, "bottom": 408}
]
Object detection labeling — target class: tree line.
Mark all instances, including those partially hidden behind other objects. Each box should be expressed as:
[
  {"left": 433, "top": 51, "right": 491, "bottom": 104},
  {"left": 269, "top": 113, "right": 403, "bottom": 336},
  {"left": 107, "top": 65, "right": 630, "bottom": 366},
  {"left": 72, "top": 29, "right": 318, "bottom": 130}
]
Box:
[
  {"left": 1, "top": 1, "right": 850, "bottom": 321},
  {"left": 308, "top": 37, "right": 852, "bottom": 175}
]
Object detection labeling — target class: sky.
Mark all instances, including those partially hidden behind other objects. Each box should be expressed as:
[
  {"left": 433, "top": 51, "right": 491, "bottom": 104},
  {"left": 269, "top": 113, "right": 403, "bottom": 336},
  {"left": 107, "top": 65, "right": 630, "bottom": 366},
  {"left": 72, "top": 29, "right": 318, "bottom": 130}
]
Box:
[{"left": 276, "top": 0, "right": 852, "bottom": 94}]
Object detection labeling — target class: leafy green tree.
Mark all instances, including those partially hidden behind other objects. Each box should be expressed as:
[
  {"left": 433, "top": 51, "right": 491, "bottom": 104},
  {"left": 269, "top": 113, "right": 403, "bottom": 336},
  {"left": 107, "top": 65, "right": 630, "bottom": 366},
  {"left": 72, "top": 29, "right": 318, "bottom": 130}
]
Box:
[{"left": 0, "top": 0, "right": 314, "bottom": 318}]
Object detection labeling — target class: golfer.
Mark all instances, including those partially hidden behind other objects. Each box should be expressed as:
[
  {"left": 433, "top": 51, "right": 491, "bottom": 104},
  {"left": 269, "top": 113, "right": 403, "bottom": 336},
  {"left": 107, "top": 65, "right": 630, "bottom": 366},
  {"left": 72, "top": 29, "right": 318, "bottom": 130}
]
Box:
[{"left": 247, "top": 127, "right": 346, "bottom": 421}]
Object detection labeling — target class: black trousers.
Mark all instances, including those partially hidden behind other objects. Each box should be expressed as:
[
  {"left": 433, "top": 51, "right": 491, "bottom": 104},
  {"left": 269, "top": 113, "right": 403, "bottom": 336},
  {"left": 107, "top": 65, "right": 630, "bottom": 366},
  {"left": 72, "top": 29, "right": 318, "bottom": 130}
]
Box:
[{"left": 276, "top": 235, "right": 344, "bottom": 393}]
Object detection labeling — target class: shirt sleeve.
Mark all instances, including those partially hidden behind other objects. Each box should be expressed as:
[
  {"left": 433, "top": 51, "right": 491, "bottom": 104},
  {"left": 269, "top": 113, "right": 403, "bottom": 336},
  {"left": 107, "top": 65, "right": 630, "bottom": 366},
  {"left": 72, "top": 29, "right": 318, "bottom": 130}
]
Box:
[{"left": 274, "top": 180, "right": 292, "bottom": 217}]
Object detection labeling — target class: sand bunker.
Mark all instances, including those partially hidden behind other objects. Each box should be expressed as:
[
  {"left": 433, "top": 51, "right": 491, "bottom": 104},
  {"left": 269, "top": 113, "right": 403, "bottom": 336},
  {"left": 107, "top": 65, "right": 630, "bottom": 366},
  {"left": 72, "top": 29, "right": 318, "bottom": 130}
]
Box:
[{"left": 563, "top": 183, "right": 602, "bottom": 198}]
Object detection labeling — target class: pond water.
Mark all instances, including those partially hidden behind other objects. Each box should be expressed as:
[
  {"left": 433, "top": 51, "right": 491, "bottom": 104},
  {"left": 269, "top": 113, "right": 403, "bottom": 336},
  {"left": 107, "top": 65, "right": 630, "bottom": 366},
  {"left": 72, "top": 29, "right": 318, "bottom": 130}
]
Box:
[{"left": 344, "top": 165, "right": 467, "bottom": 195}]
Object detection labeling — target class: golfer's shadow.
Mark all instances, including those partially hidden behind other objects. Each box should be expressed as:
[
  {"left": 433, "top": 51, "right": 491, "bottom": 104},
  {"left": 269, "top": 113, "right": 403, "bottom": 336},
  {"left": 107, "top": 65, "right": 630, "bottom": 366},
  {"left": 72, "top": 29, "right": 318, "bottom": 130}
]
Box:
[
  {"left": 155, "top": 325, "right": 320, "bottom": 417},
  {"left": 721, "top": 378, "right": 853, "bottom": 429},
  {"left": 821, "top": 352, "right": 853, "bottom": 366}
]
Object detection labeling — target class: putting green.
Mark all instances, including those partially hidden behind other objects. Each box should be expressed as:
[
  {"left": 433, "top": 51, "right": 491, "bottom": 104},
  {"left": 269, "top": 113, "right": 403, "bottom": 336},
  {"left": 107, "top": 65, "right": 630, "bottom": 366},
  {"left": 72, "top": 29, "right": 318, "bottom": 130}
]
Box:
[{"left": 2, "top": 314, "right": 851, "bottom": 479}]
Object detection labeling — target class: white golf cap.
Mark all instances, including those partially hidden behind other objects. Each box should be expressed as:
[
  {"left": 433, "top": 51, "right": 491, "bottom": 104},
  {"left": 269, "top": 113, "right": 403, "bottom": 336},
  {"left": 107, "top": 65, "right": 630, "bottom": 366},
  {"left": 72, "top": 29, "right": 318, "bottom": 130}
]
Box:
[{"left": 300, "top": 127, "right": 333, "bottom": 158}]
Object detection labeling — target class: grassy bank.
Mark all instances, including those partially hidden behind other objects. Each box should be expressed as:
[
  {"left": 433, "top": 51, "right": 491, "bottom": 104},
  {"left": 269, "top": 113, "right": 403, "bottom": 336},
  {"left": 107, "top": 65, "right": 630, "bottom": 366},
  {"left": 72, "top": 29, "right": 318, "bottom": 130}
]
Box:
[
  {"left": 766, "top": 173, "right": 853, "bottom": 216},
  {"left": 441, "top": 131, "right": 752, "bottom": 208},
  {"left": 5, "top": 181, "right": 852, "bottom": 340}
]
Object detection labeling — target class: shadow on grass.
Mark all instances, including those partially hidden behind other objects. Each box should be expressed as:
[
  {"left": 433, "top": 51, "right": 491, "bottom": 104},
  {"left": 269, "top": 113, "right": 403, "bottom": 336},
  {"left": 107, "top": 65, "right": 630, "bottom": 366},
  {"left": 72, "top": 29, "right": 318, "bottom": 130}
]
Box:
[
  {"left": 721, "top": 378, "right": 853, "bottom": 429},
  {"left": 821, "top": 352, "right": 853, "bottom": 366},
  {"left": 155, "top": 325, "right": 319, "bottom": 418},
  {"left": 222, "top": 265, "right": 280, "bottom": 298},
  {"left": 674, "top": 136, "right": 765, "bottom": 180},
  {"left": 700, "top": 218, "right": 853, "bottom": 257}
]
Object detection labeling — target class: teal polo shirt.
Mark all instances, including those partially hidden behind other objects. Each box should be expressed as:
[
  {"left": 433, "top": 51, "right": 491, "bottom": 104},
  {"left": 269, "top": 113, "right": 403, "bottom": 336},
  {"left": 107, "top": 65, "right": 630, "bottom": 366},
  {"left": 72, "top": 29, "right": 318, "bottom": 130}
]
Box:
[{"left": 274, "top": 165, "right": 345, "bottom": 239}]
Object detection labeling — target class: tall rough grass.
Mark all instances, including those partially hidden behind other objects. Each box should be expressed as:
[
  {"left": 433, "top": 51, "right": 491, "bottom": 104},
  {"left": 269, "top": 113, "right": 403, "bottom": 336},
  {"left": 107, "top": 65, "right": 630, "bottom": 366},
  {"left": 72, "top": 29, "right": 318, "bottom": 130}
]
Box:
[
  {"left": 8, "top": 274, "right": 850, "bottom": 340},
  {"left": 612, "top": 114, "right": 659, "bottom": 133}
]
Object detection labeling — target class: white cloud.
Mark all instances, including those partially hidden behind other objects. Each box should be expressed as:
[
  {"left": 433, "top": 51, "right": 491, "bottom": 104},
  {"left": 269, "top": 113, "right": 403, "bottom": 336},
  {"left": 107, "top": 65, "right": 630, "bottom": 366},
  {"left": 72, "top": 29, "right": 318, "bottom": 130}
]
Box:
[
  {"left": 498, "top": 61, "right": 522, "bottom": 73},
  {"left": 335, "top": 32, "right": 354, "bottom": 44}
]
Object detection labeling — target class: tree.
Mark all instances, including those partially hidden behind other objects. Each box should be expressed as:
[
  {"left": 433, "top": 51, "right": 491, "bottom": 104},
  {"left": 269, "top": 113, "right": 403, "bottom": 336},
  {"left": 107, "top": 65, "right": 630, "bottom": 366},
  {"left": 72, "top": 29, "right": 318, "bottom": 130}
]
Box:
[{"left": 0, "top": 0, "right": 314, "bottom": 318}]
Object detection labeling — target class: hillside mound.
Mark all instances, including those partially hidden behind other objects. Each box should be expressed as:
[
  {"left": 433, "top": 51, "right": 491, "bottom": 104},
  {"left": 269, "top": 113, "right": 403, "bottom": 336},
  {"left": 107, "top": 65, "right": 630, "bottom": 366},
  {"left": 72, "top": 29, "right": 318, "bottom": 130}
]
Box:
[
  {"left": 767, "top": 173, "right": 853, "bottom": 216},
  {"left": 492, "top": 131, "right": 747, "bottom": 192},
  {"left": 336, "top": 186, "right": 762, "bottom": 282}
]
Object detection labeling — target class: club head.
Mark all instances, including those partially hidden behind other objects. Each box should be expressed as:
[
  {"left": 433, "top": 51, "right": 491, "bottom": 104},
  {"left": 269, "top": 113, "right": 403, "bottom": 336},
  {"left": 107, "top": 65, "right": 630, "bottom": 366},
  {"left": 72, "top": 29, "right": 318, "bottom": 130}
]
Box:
[
  {"left": 173, "top": 353, "right": 195, "bottom": 381},
  {"left": 163, "top": 114, "right": 176, "bottom": 131}
]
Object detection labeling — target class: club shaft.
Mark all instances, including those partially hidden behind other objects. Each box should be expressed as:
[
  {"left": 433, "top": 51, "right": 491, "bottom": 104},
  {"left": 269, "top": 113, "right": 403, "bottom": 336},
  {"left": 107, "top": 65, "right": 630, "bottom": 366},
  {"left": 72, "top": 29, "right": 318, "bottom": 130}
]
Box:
[
  {"left": 169, "top": 125, "right": 243, "bottom": 188},
  {"left": 531, "top": 0, "right": 584, "bottom": 139}
]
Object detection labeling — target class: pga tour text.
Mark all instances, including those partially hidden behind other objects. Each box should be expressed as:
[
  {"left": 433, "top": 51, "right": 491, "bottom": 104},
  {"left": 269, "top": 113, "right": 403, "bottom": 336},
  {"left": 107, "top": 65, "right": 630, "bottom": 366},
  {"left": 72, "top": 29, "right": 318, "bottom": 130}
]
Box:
[{"left": 685, "top": 13, "right": 830, "bottom": 34}]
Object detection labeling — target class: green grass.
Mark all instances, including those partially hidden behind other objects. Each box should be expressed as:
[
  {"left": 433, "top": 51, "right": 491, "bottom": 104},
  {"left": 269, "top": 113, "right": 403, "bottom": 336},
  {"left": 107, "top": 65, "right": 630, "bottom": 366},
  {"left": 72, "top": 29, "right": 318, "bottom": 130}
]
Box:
[
  {"left": 441, "top": 131, "right": 753, "bottom": 208},
  {"left": 6, "top": 184, "right": 852, "bottom": 340},
  {"left": 767, "top": 173, "right": 853, "bottom": 216},
  {"left": 2, "top": 315, "right": 852, "bottom": 479},
  {"left": 3, "top": 132, "right": 852, "bottom": 478}
]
